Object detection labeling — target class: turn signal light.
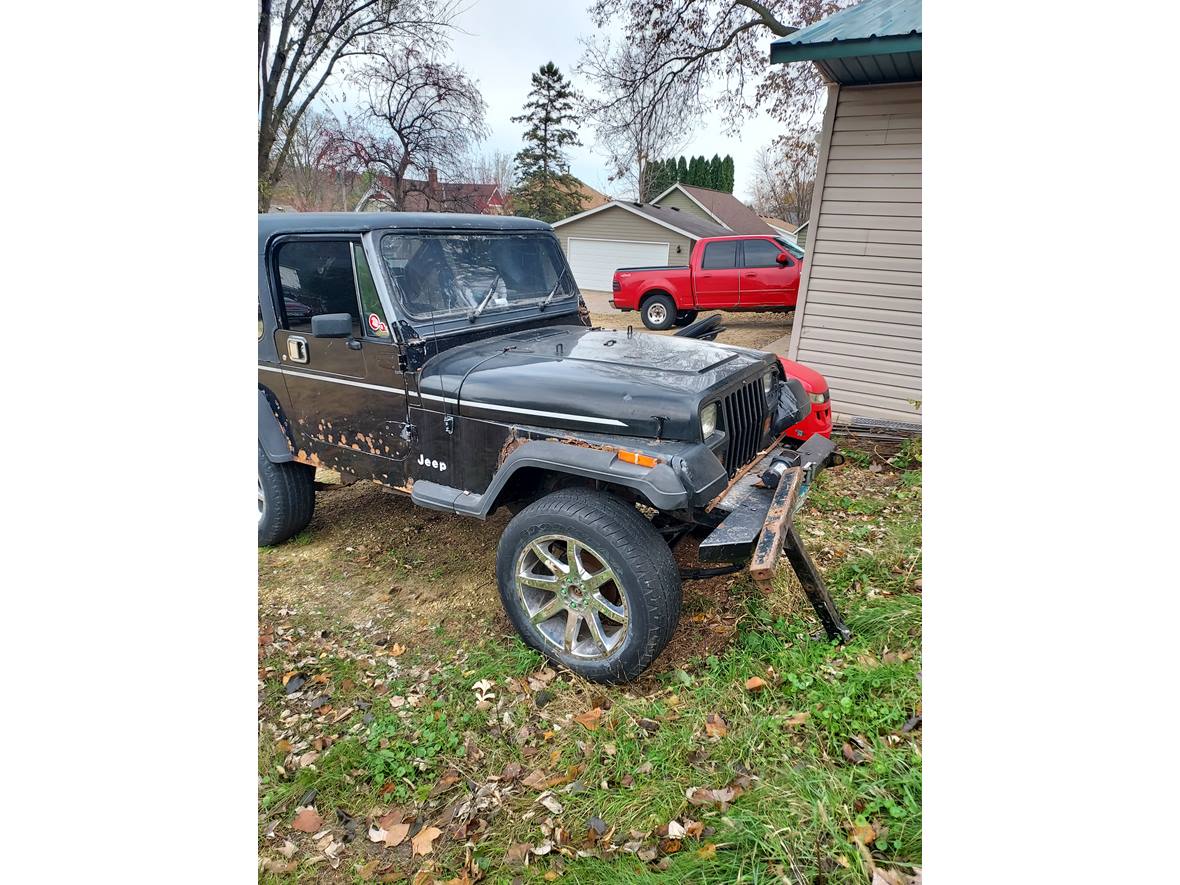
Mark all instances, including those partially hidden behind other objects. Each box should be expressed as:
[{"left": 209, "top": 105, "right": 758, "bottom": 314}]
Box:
[{"left": 617, "top": 450, "right": 660, "bottom": 468}]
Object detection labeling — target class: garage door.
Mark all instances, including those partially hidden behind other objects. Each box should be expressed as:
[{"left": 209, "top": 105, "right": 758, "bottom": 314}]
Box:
[{"left": 567, "top": 238, "right": 670, "bottom": 291}]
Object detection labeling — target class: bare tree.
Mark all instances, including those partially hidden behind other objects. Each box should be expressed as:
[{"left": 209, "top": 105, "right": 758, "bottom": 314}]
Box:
[
  {"left": 282, "top": 108, "right": 335, "bottom": 210},
  {"left": 748, "top": 131, "right": 818, "bottom": 226},
  {"left": 257, "top": 0, "right": 460, "bottom": 211},
  {"left": 587, "top": 1, "right": 850, "bottom": 142},
  {"left": 464, "top": 150, "right": 517, "bottom": 198},
  {"left": 319, "top": 46, "right": 487, "bottom": 211},
  {"left": 579, "top": 39, "right": 700, "bottom": 202}
]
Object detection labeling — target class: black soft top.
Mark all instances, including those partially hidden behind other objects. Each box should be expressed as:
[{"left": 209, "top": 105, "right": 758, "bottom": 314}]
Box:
[{"left": 258, "top": 211, "right": 551, "bottom": 253}]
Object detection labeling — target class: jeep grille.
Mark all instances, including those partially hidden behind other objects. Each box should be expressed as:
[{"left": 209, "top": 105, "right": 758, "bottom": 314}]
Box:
[{"left": 718, "top": 378, "right": 768, "bottom": 477}]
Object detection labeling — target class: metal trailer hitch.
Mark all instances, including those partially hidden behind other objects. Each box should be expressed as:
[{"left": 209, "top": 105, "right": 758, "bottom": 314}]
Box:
[{"left": 699, "top": 435, "right": 853, "bottom": 643}]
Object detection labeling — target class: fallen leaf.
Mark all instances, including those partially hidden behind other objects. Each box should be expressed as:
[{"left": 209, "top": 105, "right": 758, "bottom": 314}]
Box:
[
  {"left": 783, "top": 712, "right": 811, "bottom": 728},
  {"left": 292, "top": 806, "right": 323, "bottom": 833},
  {"left": 850, "top": 822, "right": 876, "bottom": 845},
  {"left": 574, "top": 707, "right": 603, "bottom": 731},
  {"left": 378, "top": 808, "right": 407, "bottom": 829},
  {"left": 704, "top": 713, "right": 728, "bottom": 739},
  {"left": 261, "top": 858, "right": 298, "bottom": 874},
  {"left": 358, "top": 859, "right": 381, "bottom": 881},
  {"left": 505, "top": 842, "right": 531, "bottom": 866},
  {"left": 659, "top": 838, "right": 682, "bottom": 854},
  {"left": 538, "top": 792, "right": 564, "bottom": 814},
  {"left": 744, "top": 676, "right": 766, "bottom": 692},
  {"left": 685, "top": 820, "right": 703, "bottom": 838},
  {"left": 667, "top": 820, "right": 686, "bottom": 839},
  {"left": 278, "top": 840, "right": 298, "bottom": 859},
  {"left": 388, "top": 643, "right": 407, "bottom": 657},
  {"left": 275, "top": 738, "right": 293, "bottom": 754},
  {"left": 696, "top": 843, "right": 717, "bottom": 860},
  {"left": 411, "top": 825, "right": 442, "bottom": 856},
  {"left": 842, "top": 736, "right": 874, "bottom": 765}
]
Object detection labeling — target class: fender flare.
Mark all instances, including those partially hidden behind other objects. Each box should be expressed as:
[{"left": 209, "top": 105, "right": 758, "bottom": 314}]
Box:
[
  {"left": 258, "top": 389, "right": 296, "bottom": 463},
  {"left": 411, "top": 439, "right": 728, "bottom": 519}
]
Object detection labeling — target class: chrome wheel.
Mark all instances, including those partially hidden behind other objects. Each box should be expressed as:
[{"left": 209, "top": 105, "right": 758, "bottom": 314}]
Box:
[
  {"left": 515, "top": 534, "right": 629, "bottom": 660},
  {"left": 646, "top": 302, "right": 667, "bottom": 325},
  {"left": 257, "top": 475, "right": 265, "bottom": 524}
]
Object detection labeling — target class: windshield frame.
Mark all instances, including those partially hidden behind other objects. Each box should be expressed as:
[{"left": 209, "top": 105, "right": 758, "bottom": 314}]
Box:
[{"left": 376, "top": 229, "right": 580, "bottom": 331}]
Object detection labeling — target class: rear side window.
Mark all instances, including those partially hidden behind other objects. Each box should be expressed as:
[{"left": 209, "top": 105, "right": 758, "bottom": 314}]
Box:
[
  {"left": 701, "top": 241, "right": 738, "bottom": 269},
  {"left": 276, "top": 240, "right": 362, "bottom": 335},
  {"left": 743, "top": 238, "right": 790, "bottom": 267}
]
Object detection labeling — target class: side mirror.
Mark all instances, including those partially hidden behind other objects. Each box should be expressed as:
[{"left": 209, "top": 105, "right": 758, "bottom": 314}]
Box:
[
  {"left": 776, "top": 252, "right": 790, "bottom": 265},
  {"left": 311, "top": 313, "right": 354, "bottom": 338}
]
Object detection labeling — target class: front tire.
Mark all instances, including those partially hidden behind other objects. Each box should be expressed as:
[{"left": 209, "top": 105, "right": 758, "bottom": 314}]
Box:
[
  {"left": 674, "top": 310, "right": 698, "bottom": 327},
  {"left": 640, "top": 294, "right": 676, "bottom": 331},
  {"left": 258, "top": 444, "right": 316, "bottom": 546},
  {"left": 495, "top": 489, "right": 682, "bottom": 683}
]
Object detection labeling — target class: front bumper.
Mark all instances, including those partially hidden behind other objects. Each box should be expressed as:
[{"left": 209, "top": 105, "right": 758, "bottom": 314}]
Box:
[{"left": 697, "top": 433, "right": 837, "bottom": 566}]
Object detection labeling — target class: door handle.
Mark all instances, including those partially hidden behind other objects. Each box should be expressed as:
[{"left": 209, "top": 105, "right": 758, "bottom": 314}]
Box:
[
  {"left": 286, "top": 336, "right": 308, "bottom": 364},
  {"left": 347, "top": 338, "right": 362, "bottom": 351},
  {"left": 699, "top": 273, "right": 712, "bottom": 279},
  {"left": 743, "top": 272, "right": 757, "bottom": 277}
]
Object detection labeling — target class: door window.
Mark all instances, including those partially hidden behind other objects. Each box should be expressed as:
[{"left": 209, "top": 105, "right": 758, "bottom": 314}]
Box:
[
  {"left": 701, "top": 241, "right": 739, "bottom": 269},
  {"left": 276, "top": 240, "right": 362, "bottom": 335},
  {"left": 351, "top": 243, "right": 391, "bottom": 339},
  {"left": 743, "top": 238, "right": 790, "bottom": 267}
]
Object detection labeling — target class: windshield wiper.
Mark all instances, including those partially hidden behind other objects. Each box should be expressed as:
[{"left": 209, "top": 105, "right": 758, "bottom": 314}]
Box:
[
  {"left": 468, "top": 272, "right": 502, "bottom": 321},
  {"left": 539, "top": 265, "right": 571, "bottom": 310}
]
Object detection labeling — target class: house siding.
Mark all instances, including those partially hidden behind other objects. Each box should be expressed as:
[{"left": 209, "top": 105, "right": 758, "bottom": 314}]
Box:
[
  {"left": 553, "top": 206, "right": 695, "bottom": 270},
  {"left": 789, "top": 82, "right": 922, "bottom": 424},
  {"left": 651, "top": 189, "right": 720, "bottom": 227}
]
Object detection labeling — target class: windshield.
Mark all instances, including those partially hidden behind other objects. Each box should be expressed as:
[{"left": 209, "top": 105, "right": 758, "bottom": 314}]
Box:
[
  {"left": 379, "top": 232, "right": 577, "bottom": 320},
  {"left": 775, "top": 237, "right": 805, "bottom": 260}
]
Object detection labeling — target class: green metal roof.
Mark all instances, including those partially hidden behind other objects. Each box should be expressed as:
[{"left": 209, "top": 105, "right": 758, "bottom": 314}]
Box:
[{"left": 770, "top": 0, "right": 921, "bottom": 85}]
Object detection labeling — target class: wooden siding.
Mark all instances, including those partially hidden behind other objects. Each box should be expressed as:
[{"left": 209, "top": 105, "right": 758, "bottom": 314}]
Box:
[
  {"left": 553, "top": 206, "right": 694, "bottom": 286},
  {"left": 789, "top": 82, "right": 922, "bottom": 424},
  {"left": 651, "top": 188, "right": 719, "bottom": 227}
]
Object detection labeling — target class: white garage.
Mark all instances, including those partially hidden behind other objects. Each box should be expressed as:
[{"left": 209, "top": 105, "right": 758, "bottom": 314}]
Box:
[
  {"left": 551, "top": 201, "right": 731, "bottom": 292},
  {"left": 566, "top": 238, "right": 669, "bottom": 291}
]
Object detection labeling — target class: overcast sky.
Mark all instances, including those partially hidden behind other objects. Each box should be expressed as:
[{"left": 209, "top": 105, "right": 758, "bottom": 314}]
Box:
[{"left": 447, "top": 0, "right": 788, "bottom": 204}]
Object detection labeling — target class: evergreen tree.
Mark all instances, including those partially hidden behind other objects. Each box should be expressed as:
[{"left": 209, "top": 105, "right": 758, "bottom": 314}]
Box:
[
  {"left": 687, "top": 156, "right": 704, "bottom": 186},
  {"left": 722, "top": 154, "right": 735, "bottom": 193},
  {"left": 708, "top": 154, "right": 723, "bottom": 190},
  {"left": 676, "top": 156, "right": 688, "bottom": 182},
  {"left": 510, "top": 62, "right": 585, "bottom": 223}
]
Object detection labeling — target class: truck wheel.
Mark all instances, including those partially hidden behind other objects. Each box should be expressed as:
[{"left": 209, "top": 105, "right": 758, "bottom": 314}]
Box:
[
  {"left": 674, "top": 310, "right": 698, "bottom": 327},
  {"left": 496, "top": 488, "right": 681, "bottom": 683},
  {"left": 258, "top": 444, "right": 316, "bottom": 546},
  {"left": 640, "top": 294, "right": 676, "bottom": 331}
]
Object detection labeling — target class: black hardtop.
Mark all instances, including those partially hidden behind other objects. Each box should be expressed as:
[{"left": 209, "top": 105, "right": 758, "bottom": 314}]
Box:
[{"left": 258, "top": 211, "right": 552, "bottom": 253}]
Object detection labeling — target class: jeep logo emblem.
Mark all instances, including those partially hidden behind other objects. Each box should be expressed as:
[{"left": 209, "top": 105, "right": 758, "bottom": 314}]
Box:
[{"left": 417, "top": 453, "right": 447, "bottom": 472}]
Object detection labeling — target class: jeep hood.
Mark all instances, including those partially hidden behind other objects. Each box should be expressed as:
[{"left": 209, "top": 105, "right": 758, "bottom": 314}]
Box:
[{"left": 417, "top": 325, "right": 773, "bottom": 439}]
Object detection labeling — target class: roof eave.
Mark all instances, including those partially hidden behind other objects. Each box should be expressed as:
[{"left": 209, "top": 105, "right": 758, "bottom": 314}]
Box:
[{"left": 770, "top": 33, "right": 921, "bottom": 65}]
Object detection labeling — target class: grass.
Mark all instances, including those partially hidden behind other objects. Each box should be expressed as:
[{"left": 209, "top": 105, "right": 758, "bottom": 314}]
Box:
[{"left": 258, "top": 448, "right": 921, "bottom": 883}]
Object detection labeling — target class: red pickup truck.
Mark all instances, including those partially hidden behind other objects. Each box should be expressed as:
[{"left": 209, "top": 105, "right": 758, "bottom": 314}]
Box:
[{"left": 611, "top": 235, "right": 805, "bottom": 330}]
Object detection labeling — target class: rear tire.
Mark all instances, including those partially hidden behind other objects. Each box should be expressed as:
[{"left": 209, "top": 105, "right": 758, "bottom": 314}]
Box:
[
  {"left": 258, "top": 444, "right": 316, "bottom": 546},
  {"left": 640, "top": 294, "right": 676, "bottom": 331},
  {"left": 674, "top": 310, "right": 698, "bottom": 327},
  {"left": 495, "top": 489, "right": 682, "bottom": 683}
]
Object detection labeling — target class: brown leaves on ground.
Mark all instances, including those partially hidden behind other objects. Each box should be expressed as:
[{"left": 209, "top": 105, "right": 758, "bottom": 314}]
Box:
[
  {"left": 850, "top": 822, "right": 877, "bottom": 845},
  {"left": 704, "top": 713, "right": 728, "bottom": 738},
  {"left": 744, "top": 676, "right": 767, "bottom": 692},
  {"left": 369, "top": 822, "right": 411, "bottom": 847},
  {"left": 573, "top": 706, "right": 603, "bottom": 731},
  {"left": 872, "top": 867, "right": 923, "bottom": 885},
  {"left": 842, "top": 734, "right": 875, "bottom": 765},
  {"left": 783, "top": 711, "right": 811, "bottom": 728},
  {"left": 291, "top": 806, "right": 323, "bottom": 833},
  {"left": 411, "top": 825, "right": 443, "bottom": 856}
]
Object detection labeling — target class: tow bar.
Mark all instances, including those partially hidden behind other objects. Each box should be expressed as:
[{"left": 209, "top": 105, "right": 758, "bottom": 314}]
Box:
[{"left": 698, "top": 435, "right": 853, "bottom": 643}]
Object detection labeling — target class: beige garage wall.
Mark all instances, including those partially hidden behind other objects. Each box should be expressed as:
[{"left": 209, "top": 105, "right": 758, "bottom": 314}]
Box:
[
  {"left": 790, "top": 82, "right": 922, "bottom": 424},
  {"left": 554, "top": 206, "right": 694, "bottom": 268},
  {"left": 651, "top": 188, "right": 718, "bottom": 227}
]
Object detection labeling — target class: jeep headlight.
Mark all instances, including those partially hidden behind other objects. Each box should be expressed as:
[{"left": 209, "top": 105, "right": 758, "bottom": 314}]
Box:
[
  {"left": 700, "top": 403, "right": 718, "bottom": 438},
  {"left": 762, "top": 371, "right": 774, "bottom": 397},
  {"left": 809, "top": 391, "right": 828, "bottom": 405}
]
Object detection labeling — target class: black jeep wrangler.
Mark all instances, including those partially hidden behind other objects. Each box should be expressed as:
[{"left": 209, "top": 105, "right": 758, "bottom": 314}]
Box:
[{"left": 258, "top": 213, "right": 848, "bottom": 682}]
